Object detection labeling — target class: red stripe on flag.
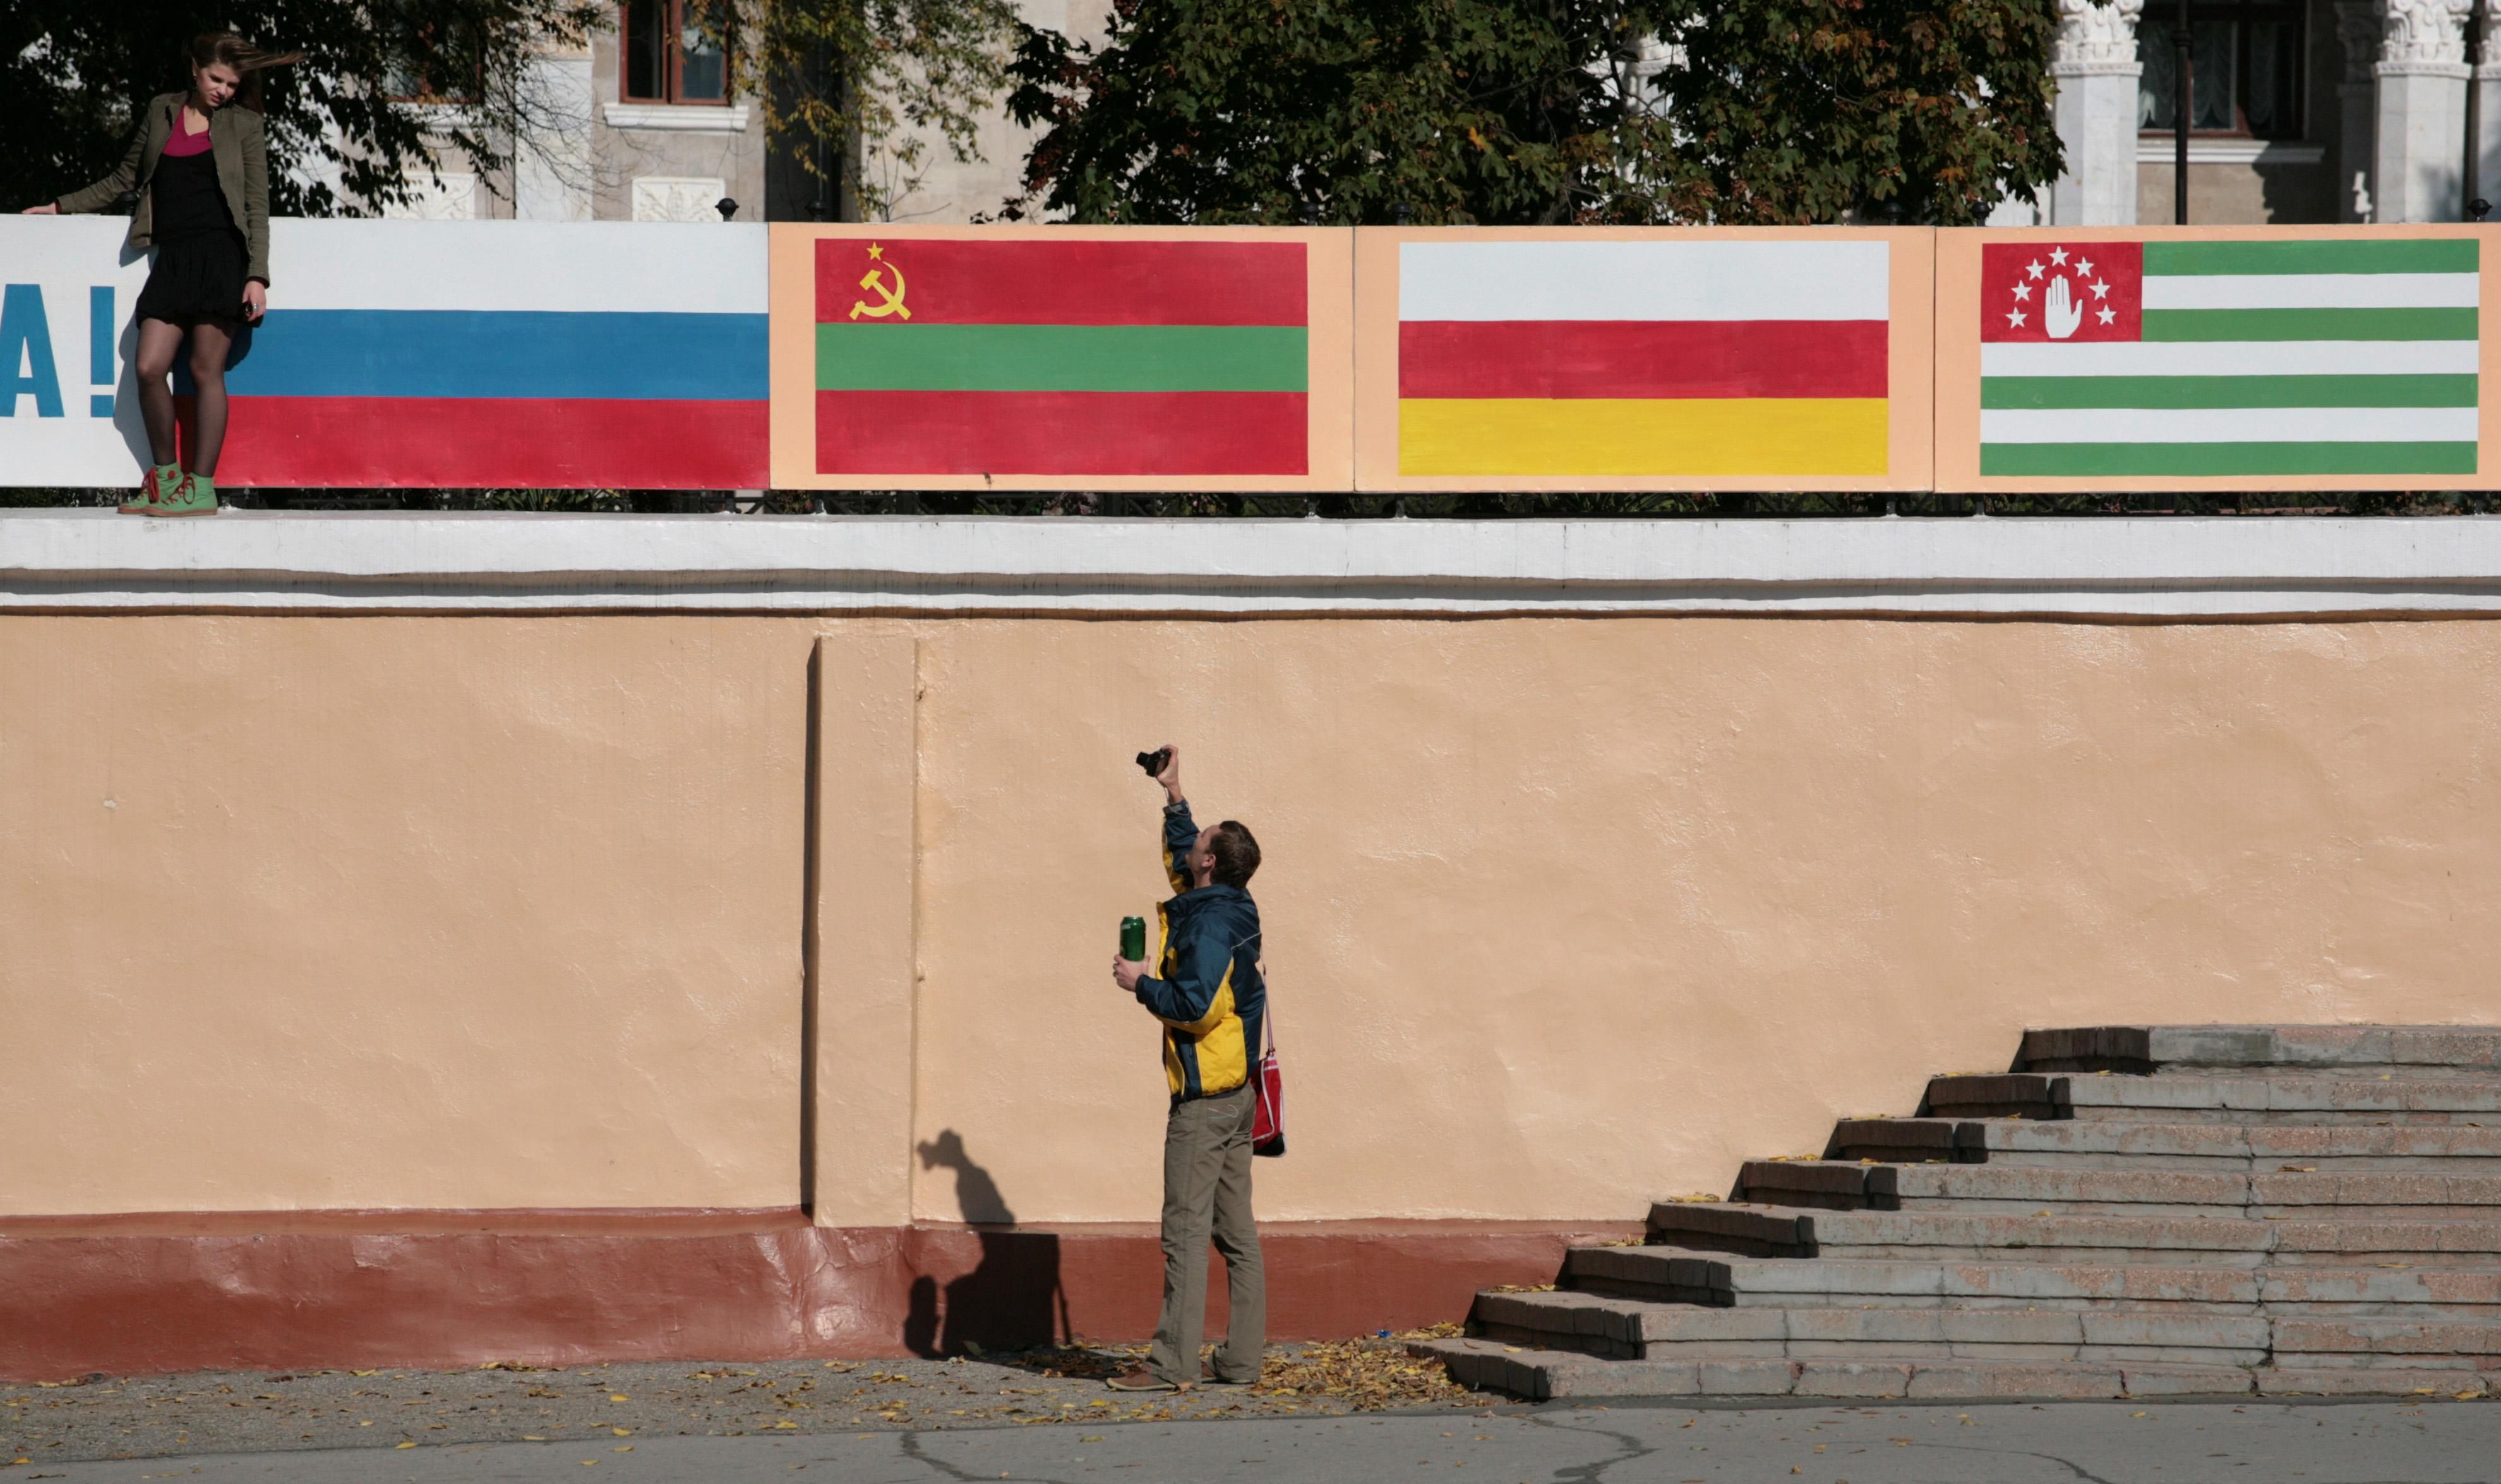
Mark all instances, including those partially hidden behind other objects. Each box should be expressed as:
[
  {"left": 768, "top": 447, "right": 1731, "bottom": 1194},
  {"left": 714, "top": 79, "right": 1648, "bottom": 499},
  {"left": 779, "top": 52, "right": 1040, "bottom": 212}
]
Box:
[
  {"left": 815, "top": 390, "right": 1308, "bottom": 475},
  {"left": 181, "top": 397, "right": 769, "bottom": 488},
  {"left": 1398, "top": 320, "right": 1888, "bottom": 400},
  {"left": 815, "top": 240, "right": 1306, "bottom": 326}
]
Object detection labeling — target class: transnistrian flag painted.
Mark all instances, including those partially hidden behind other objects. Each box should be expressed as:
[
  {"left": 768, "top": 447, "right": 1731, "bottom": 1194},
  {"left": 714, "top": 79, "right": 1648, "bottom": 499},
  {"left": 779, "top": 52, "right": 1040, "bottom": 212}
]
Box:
[
  {"left": 1979, "top": 239, "right": 2480, "bottom": 477},
  {"left": 814, "top": 238, "right": 1309, "bottom": 476},
  {"left": 1396, "top": 239, "right": 1890, "bottom": 477}
]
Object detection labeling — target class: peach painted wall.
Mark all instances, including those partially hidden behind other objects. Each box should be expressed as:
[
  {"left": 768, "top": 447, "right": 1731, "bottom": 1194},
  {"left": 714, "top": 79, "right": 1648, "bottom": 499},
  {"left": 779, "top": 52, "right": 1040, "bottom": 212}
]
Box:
[
  {"left": 8, "top": 613, "right": 2501, "bottom": 1223},
  {"left": 0, "top": 616, "right": 812, "bottom": 1216}
]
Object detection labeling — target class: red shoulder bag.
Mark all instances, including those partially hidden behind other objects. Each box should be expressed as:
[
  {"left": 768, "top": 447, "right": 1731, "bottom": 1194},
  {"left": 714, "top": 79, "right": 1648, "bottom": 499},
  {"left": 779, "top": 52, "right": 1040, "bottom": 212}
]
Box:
[{"left": 1250, "top": 1004, "right": 1285, "bottom": 1158}]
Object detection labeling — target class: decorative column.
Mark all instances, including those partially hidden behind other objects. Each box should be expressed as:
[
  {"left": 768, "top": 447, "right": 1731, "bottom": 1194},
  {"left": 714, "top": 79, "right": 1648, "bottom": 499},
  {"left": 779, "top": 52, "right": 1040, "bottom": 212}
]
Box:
[
  {"left": 2049, "top": 0, "right": 2144, "bottom": 224},
  {"left": 2375, "top": 0, "right": 2473, "bottom": 222},
  {"left": 2475, "top": 0, "right": 2501, "bottom": 209},
  {"left": 2338, "top": 3, "right": 2384, "bottom": 220}
]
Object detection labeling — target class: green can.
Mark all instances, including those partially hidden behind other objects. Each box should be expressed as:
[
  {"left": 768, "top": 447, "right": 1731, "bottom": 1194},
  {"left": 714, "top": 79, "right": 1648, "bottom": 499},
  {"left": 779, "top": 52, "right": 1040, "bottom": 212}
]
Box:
[{"left": 1120, "top": 915, "right": 1148, "bottom": 962}]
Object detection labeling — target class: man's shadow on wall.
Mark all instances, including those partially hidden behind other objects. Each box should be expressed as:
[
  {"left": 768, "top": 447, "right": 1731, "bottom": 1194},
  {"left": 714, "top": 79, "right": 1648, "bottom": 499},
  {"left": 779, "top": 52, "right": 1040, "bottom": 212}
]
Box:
[{"left": 903, "top": 1130, "right": 1069, "bottom": 1357}]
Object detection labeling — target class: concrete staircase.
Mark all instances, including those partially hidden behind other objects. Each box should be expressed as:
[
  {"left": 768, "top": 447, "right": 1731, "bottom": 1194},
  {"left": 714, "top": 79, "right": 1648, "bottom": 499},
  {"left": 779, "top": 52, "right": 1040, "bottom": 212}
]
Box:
[{"left": 1416, "top": 1026, "right": 2501, "bottom": 1401}]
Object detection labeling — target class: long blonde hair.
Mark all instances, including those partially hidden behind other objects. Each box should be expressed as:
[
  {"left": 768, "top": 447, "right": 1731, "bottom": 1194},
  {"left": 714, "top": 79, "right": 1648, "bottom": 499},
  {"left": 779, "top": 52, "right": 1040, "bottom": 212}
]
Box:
[{"left": 188, "top": 32, "right": 303, "bottom": 113}]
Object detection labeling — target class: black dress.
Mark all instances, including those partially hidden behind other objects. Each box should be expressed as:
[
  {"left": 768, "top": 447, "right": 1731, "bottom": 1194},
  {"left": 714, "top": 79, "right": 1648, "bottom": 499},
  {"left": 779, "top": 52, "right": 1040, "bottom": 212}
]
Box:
[{"left": 132, "top": 140, "right": 248, "bottom": 329}]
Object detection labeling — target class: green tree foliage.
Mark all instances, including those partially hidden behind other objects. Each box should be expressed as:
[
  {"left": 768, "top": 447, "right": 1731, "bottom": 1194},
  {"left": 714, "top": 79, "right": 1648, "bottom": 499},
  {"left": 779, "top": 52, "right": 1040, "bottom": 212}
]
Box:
[
  {"left": 1006, "top": 0, "right": 2063, "bottom": 226},
  {"left": 4, "top": 1, "right": 1018, "bottom": 224},
  {"left": 724, "top": 0, "right": 1019, "bottom": 220},
  {"left": 1, "top": 2, "right": 605, "bottom": 216}
]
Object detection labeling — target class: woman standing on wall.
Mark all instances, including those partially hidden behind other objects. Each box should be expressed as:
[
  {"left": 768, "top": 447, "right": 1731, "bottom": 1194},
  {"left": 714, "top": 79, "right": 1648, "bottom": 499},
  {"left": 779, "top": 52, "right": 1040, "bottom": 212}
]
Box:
[{"left": 22, "top": 34, "right": 296, "bottom": 517}]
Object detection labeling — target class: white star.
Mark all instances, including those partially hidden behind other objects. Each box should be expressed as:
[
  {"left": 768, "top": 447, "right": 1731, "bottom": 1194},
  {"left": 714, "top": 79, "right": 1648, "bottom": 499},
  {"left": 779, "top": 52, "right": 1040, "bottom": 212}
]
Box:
[
  {"left": 2096, "top": 304, "right": 2116, "bottom": 325},
  {"left": 2025, "top": 259, "right": 2045, "bottom": 280},
  {"left": 2012, "top": 282, "right": 2033, "bottom": 301},
  {"left": 2091, "top": 279, "right": 2110, "bottom": 299},
  {"left": 2077, "top": 257, "right": 2095, "bottom": 276},
  {"left": 2049, "top": 246, "right": 2070, "bottom": 266},
  {"left": 2006, "top": 308, "right": 2028, "bottom": 328}
]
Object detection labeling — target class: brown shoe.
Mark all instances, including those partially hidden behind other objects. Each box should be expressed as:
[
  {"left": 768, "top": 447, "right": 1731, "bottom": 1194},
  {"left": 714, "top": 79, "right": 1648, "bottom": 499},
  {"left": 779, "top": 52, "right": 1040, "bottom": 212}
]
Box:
[
  {"left": 1200, "top": 1364, "right": 1257, "bottom": 1387},
  {"left": 1106, "top": 1368, "right": 1182, "bottom": 1392}
]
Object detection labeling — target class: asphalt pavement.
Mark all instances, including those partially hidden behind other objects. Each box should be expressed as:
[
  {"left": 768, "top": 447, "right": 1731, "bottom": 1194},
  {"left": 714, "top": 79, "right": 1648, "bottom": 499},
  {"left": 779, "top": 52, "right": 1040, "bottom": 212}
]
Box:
[{"left": 18, "top": 1399, "right": 2501, "bottom": 1484}]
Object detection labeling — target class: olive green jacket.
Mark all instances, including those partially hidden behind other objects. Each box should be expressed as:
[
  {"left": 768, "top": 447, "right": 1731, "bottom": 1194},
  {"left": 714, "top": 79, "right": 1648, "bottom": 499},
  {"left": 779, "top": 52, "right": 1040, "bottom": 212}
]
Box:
[{"left": 56, "top": 92, "right": 272, "bottom": 287}]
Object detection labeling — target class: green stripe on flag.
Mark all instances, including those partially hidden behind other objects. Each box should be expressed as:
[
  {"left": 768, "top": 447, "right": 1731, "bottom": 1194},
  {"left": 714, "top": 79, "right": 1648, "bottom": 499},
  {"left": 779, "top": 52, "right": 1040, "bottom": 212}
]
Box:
[
  {"left": 2141, "top": 307, "right": 2477, "bottom": 342},
  {"left": 1979, "top": 373, "right": 2480, "bottom": 410},
  {"left": 2145, "top": 239, "right": 2480, "bottom": 276},
  {"left": 1979, "top": 441, "right": 2477, "bottom": 477},
  {"left": 815, "top": 323, "right": 1309, "bottom": 393}
]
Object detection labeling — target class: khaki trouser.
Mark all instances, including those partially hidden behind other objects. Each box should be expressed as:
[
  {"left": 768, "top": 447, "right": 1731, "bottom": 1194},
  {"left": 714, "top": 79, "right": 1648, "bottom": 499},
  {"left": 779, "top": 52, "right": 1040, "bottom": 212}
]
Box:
[{"left": 1145, "top": 1084, "right": 1265, "bottom": 1385}]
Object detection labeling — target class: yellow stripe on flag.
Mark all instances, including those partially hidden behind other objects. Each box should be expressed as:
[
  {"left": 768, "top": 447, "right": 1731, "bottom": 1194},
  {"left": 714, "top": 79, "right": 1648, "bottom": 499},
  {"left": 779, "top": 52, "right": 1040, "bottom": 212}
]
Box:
[{"left": 1398, "top": 398, "right": 1890, "bottom": 477}]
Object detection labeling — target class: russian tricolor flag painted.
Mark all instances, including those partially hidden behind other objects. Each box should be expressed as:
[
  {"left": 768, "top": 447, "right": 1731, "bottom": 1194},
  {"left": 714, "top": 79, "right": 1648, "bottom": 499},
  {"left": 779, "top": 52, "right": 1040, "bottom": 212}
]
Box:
[{"left": 176, "top": 220, "right": 768, "bottom": 488}]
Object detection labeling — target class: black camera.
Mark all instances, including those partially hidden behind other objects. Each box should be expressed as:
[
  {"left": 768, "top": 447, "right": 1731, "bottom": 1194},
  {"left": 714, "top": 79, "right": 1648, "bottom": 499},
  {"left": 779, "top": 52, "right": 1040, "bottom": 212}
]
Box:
[{"left": 1136, "top": 747, "right": 1172, "bottom": 777}]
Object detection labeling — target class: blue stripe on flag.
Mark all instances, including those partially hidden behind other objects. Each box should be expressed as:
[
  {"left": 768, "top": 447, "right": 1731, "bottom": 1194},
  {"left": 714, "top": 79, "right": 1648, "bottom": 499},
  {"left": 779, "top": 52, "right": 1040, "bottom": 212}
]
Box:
[{"left": 178, "top": 310, "right": 769, "bottom": 401}]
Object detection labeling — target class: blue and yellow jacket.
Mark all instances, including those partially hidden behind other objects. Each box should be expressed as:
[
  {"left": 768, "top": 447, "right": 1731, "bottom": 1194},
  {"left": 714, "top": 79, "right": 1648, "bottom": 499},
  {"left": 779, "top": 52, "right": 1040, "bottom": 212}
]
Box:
[{"left": 1135, "top": 799, "right": 1265, "bottom": 1104}]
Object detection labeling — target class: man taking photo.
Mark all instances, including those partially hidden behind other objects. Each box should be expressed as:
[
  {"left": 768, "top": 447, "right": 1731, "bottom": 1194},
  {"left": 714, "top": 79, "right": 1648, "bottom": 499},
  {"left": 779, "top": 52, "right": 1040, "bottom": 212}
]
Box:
[{"left": 1108, "top": 743, "right": 1266, "bottom": 1391}]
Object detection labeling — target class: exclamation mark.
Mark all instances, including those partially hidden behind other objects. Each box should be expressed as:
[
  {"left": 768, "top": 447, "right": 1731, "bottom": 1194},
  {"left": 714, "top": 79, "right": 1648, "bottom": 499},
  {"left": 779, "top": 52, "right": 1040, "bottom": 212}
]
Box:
[{"left": 89, "top": 285, "right": 114, "bottom": 417}]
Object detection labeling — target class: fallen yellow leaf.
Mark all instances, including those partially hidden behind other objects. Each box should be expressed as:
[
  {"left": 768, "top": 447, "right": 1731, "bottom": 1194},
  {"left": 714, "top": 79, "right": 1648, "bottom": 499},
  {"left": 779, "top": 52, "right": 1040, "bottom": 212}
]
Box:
[
  {"left": 608, "top": 1394, "right": 628, "bottom": 1403},
  {"left": 395, "top": 1441, "right": 417, "bottom": 1450},
  {"left": 774, "top": 1420, "right": 798, "bottom": 1430},
  {"left": 611, "top": 1427, "right": 632, "bottom": 1436},
  {"left": 613, "top": 1445, "right": 633, "bottom": 1452}
]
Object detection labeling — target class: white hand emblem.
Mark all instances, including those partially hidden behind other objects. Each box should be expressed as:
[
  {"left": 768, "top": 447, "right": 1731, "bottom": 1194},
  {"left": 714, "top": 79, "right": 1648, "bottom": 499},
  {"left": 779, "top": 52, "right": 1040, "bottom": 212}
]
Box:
[{"left": 2044, "top": 275, "right": 2083, "bottom": 340}]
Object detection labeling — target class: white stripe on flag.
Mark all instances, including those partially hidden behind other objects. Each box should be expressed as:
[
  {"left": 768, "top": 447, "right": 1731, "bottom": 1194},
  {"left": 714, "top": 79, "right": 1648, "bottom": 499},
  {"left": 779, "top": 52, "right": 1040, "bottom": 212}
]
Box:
[
  {"left": 2140, "top": 272, "right": 2480, "bottom": 311},
  {"left": 1981, "top": 339, "right": 2480, "bottom": 379},
  {"left": 272, "top": 219, "right": 770, "bottom": 313},
  {"left": 1980, "top": 405, "right": 2479, "bottom": 445},
  {"left": 1397, "top": 240, "right": 1890, "bottom": 322}
]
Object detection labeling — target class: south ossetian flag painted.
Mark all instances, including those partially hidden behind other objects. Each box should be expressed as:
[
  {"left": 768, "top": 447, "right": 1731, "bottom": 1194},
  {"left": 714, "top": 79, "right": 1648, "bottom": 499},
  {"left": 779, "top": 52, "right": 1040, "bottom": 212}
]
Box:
[
  {"left": 1396, "top": 239, "right": 1890, "bottom": 477},
  {"left": 1980, "top": 239, "right": 2480, "bottom": 477},
  {"left": 813, "top": 239, "right": 1308, "bottom": 476}
]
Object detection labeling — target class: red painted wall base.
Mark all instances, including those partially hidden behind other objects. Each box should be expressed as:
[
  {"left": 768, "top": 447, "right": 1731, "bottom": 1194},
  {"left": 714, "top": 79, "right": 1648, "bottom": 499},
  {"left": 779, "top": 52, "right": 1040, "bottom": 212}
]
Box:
[{"left": 0, "top": 1212, "right": 1632, "bottom": 1381}]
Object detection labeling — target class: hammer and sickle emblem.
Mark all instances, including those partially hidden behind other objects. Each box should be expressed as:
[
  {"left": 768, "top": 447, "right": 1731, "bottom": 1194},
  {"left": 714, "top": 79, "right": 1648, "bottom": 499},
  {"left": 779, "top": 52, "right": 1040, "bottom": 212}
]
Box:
[{"left": 848, "top": 244, "right": 911, "bottom": 320}]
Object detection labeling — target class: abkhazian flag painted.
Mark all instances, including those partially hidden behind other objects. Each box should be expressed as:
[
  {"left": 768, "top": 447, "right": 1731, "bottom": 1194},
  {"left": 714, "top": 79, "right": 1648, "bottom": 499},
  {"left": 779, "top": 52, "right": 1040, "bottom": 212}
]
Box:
[
  {"left": 814, "top": 238, "right": 1308, "bottom": 476},
  {"left": 1979, "top": 239, "right": 2480, "bottom": 477},
  {"left": 1396, "top": 239, "right": 1890, "bottom": 477}
]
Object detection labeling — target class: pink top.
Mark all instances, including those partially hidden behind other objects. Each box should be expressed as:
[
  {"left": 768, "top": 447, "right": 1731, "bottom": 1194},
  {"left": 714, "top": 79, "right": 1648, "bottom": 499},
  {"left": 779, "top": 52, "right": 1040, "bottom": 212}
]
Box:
[{"left": 162, "top": 109, "right": 212, "bottom": 158}]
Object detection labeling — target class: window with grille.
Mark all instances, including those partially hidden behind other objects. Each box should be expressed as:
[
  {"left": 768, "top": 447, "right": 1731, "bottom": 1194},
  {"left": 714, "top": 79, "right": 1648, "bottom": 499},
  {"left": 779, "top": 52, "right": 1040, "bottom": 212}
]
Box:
[{"left": 2137, "top": 3, "right": 2304, "bottom": 139}]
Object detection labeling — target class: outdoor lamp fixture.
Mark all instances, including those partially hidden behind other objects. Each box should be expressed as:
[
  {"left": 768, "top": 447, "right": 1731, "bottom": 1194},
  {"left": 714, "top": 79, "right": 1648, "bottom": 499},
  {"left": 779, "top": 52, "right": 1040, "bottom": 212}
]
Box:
[
  {"left": 2173, "top": 0, "right": 2190, "bottom": 225},
  {"left": 716, "top": 197, "right": 740, "bottom": 220}
]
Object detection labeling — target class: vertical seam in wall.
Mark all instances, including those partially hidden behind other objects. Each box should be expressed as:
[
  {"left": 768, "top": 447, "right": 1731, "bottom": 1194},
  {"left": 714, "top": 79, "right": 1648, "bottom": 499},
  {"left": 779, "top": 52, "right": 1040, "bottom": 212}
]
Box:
[
  {"left": 798, "top": 637, "right": 823, "bottom": 1218},
  {"left": 905, "top": 635, "right": 925, "bottom": 1227}
]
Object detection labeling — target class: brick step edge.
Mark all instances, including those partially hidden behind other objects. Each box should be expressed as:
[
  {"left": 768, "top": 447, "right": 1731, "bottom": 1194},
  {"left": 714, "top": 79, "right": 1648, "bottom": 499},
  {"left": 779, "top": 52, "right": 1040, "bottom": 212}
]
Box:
[{"left": 1407, "top": 1338, "right": 2496, "bottom": 1403}]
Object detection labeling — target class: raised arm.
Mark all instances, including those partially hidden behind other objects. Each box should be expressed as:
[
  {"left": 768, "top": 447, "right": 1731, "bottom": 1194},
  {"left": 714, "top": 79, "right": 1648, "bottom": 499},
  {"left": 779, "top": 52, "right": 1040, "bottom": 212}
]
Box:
[{"left": 1153, "top": 743, "right": 1196, "bottom": 894}]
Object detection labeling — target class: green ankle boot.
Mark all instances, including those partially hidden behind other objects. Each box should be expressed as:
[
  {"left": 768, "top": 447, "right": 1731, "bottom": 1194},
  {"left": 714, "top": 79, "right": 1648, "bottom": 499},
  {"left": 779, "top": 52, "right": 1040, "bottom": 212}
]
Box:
[
  {"left": 122, "top": 463, "right": 181, "bottom": 514},
  {"left": 148, "top": 472, "right": 219, "bottom": 517}
]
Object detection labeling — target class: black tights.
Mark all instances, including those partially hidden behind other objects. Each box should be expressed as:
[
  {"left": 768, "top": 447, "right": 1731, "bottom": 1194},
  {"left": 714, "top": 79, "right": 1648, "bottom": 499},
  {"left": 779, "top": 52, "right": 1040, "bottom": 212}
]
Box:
[{"left": 133, "top": 317, "right": 234, "bottom": 476}]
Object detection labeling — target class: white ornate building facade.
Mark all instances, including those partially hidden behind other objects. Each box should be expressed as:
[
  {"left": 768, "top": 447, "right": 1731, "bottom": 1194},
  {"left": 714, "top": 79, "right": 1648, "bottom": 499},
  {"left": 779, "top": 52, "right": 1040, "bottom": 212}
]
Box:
[
  {"left": 384, "top": 2, "right": 2497, "bottom": 228},
  {"left": 2039, "top": 0, "right": 2501, "bottom": 225}
]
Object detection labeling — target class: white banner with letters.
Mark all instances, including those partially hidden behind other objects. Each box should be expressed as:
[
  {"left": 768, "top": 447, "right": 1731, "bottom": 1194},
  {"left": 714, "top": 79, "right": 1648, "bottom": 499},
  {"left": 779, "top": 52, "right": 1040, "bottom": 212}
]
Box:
[{"left": 1, "top": 217, "right": 157, "bottom": 486}]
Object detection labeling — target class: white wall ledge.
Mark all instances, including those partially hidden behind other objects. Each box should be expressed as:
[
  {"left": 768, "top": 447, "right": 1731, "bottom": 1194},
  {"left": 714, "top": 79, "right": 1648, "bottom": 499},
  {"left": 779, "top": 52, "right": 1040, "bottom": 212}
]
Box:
[
  {"left": 5, "top": 512, "right": 2501, "bottom": 617},
  {"left": 603, "top": 103, "right": 751, "bottom": 133}
]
